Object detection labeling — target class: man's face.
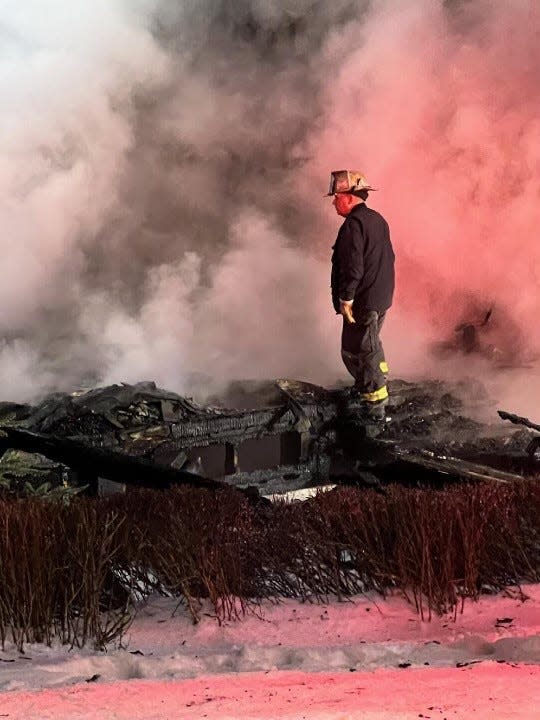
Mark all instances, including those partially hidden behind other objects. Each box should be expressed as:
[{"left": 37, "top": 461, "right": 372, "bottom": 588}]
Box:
[{"left": 332, "top": 192, "right": 357, "bottom": 217}]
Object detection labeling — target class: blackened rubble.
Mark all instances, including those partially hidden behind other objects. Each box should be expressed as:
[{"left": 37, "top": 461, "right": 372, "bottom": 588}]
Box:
[
  {"left": 380, "top": 379, "right": 532, "bottom": 456},
  {"left": 0, "top": 378, "right": 538, "bottom": 497},
  {"left": 330, "top": 379, "right": 537, "bottom": 488},
  {"left": 498, "top": 411, "right": 540, "bottom": 460}
]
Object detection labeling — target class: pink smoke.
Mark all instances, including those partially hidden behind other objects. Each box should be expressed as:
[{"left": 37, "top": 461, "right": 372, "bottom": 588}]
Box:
[
  {"left": 306, "top": 0, "right": 540, "bottom": 359},
  {"left": 2, "top": 0, "right": 540, "bottom": 410}
]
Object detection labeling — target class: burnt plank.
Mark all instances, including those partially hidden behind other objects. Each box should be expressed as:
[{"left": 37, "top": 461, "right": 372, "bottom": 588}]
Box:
[
  {"left": 498, "top": 410, "right": 540, "bottom": 433},
  {"left": 0, "top": 426, "right": 229, "bottom": 492},
  {"left": 397, "top": 451, "right": 522, "bottom": 484},
  {"left": 361, "top": 438, "right": 526, "bottom": 485}
]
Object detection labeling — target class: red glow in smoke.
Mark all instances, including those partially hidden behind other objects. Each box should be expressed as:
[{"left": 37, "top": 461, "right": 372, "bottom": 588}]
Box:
[{"left": 310, "top": 0, "right": 540, "bottom": 357}]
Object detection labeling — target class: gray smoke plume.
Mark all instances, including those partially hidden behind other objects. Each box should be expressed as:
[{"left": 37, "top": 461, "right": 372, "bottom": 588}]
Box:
[{"left": 1, "top": 0, "right": 540, "bottom": 415}]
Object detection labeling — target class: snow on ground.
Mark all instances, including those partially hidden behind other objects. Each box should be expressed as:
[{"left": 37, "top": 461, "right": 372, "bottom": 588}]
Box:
[{"left": 0, "top": 585, "right": 539, "bottom": 718}]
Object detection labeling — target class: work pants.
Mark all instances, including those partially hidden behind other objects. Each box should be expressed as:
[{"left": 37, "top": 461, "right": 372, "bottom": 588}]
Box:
[{"left": 341, "top": 309, "right": 388, "bottom": 402}]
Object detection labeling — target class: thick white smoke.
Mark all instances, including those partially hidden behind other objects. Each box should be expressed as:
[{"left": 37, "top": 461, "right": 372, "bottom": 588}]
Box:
[
  {"left": 1, "top": 0, "right": 539, "bottom": 416},
  {"left": 1, "top": 0, "right": 170, "bottom": 394}
]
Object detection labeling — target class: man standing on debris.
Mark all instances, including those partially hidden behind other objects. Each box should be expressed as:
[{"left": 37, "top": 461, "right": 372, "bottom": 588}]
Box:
[{"left": 328, "top": 170, "right": 395, "bottom": 419}]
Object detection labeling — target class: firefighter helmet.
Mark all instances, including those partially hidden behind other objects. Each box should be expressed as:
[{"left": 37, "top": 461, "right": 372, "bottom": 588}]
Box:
[{"left": 326, "top": 170, "right": 376, "bottom": 196}]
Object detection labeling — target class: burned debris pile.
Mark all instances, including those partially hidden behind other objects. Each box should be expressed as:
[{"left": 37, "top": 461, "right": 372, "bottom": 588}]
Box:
[
  {"left": 0, "top": 377, "right": 538, "bottom": 497},
  {"left": 0, "top": 380, "right": 332, "bottom": 497}
]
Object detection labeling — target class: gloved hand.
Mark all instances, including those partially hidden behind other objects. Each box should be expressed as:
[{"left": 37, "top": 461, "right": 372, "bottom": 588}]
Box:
[{"left": 340, "top": 300, "right": 355, "bottom": 324}]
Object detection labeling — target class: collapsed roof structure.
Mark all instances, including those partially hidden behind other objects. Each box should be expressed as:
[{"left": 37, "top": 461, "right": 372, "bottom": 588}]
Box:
[{"left": 0, "top": 377, "right": 538, "bottom": 500}]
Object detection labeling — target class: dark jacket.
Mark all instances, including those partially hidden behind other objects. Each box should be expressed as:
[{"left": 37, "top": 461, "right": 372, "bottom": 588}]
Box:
[{"left": 331, "top": 203, "right": 395, "bottom": 313}]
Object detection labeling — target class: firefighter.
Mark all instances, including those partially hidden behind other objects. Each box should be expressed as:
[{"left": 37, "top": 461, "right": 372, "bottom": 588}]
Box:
[{"left": 327, "top": 170, "right": 395, "bottom": 419}]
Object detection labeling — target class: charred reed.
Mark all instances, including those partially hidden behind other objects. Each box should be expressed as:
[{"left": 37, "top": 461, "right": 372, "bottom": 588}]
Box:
[{"left": 0, "top": 481, "right": 538, "bottom": 650}]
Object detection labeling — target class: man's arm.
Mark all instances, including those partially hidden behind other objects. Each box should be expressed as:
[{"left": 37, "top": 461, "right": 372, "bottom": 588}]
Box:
[
  {"left": 337, "top": 219, "right": 364, "bottom": 322},
  {"left": 337, "top": 218, "right": 365, "bottom": 300}
]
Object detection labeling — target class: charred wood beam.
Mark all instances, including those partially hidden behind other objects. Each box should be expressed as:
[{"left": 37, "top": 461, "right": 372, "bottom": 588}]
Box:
[
  {"left": 497, "top": 411, "right": 540, "bottom": 459},
  {"left": 167, "top": 397, "right": 335, "bottom": 449},
  {"left": 394, "top": 450, "right": 523, "bottom": 484},
  {"left": 344, "top": 436, "right": 526, "bottom": 486},
  {"left": 169, "top": 407, "right": 302, "bottom": 446},
  {"left": 498, "top": 410, "right": 540, "bottom": 434},
  {"left": 0, "top": 426, "right": 236, "bottom": 494}
]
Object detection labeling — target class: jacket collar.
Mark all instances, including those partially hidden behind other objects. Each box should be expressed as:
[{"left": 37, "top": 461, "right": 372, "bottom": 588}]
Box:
[{"left": 348, "top": 201, "right": 366, "bottom": 218}]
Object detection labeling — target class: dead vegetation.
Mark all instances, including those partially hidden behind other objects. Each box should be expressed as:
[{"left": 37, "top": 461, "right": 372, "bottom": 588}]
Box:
[
  {"left": 0, "top": 497, "right": 135, "bottom": 650},
  {"left": 0, "top": 480, "right": 539, "bottom": 650}
]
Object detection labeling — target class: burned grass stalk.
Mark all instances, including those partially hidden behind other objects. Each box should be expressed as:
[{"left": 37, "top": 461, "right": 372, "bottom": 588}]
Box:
[{"left": 0, "top": 481, "right": 538, "bottom": 650}]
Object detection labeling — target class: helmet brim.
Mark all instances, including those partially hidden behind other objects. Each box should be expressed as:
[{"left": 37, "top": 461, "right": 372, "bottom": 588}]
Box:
[{"left": 325, "top": 187, "right": 377, "bottom": 196}]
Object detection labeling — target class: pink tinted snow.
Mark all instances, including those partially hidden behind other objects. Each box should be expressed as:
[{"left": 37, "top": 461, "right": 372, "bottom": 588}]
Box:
[
  {"left": 1, "top": 664, "right": 539, "bottom": 719},
  {"left": 125, "top": 585, "right": 540, "bottom": 656},
  {"left": 1, "top": 587, "right": 539, "bottom": 719}
]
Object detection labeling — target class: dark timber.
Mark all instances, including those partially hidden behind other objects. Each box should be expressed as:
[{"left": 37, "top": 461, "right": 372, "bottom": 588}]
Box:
[
  {"left": 0, "top": 379, "right": 537, "bottom": 496},
  {"left": 498, "top": 410, "right": 540, "bottom": 459},
  {"left": 0, "top": 426, "right": 230, "bottom": 495}
]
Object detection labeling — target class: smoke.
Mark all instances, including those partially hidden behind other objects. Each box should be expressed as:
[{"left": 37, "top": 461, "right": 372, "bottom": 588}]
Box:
[
  {"left": 1, "top": 0, "right": 540, "bottom": 415},
  {"left": 306, "top": 0, "right": 540, "bottom": 358}
]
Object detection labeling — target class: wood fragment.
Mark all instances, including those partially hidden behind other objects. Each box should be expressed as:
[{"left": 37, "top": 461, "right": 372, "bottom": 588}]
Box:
[{"left": 0, "top": 425, "right": 231, "bottom": 493}]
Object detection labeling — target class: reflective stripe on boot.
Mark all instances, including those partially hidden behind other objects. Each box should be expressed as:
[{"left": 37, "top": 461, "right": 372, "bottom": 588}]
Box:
[{"left": 360, "top": 385, "right": 389, "bottom": 402}]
